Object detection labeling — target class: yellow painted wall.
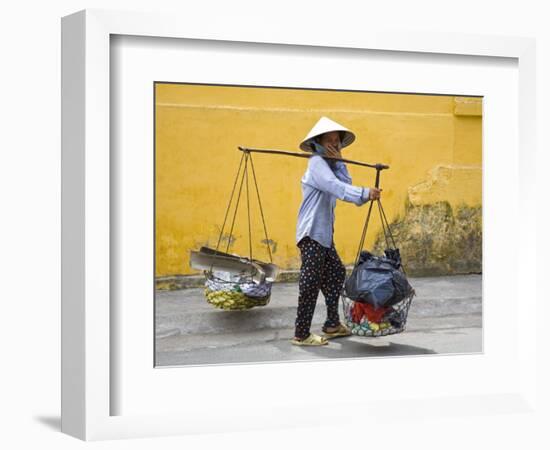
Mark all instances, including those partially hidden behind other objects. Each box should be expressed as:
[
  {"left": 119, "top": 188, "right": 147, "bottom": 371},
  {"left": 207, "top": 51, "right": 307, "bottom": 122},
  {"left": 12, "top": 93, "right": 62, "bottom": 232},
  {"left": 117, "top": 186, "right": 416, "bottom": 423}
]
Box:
[{"left": 155, "top": 84, "right": 482, "bottom": 277}]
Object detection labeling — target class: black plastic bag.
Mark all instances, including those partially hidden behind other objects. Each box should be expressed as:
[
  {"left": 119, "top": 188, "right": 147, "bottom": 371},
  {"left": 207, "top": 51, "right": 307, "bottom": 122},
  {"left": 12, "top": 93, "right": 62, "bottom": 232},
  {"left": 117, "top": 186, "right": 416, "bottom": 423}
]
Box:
[{"left": 344, "top": 248, "right": 413, "bottom": 309}]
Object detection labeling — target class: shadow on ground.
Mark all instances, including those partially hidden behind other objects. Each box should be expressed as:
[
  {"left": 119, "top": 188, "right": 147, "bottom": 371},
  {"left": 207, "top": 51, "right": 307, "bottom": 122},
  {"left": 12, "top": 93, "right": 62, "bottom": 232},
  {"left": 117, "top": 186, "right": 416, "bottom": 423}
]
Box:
[
  {"left": 272, "top": 337, "right": 437, "bottom": 359},
  {"left": 34, "top": 415, "right": 61, "bottom": 431}
]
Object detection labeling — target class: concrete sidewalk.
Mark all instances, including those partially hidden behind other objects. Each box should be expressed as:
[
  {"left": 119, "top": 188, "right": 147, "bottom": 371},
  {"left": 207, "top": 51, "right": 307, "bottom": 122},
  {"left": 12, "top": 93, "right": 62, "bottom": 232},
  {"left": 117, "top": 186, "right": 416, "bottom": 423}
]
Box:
[{"left": 155, "top": 274, "right": 482, "bottom": 366}]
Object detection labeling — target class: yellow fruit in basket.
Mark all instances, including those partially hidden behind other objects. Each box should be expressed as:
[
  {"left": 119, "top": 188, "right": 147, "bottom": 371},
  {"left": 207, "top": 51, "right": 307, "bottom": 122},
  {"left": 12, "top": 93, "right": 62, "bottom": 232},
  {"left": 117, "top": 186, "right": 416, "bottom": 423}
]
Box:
[
  {"left": 380, "top": 322, "right": 390, "bottom": 330},
  {"left": 369, "top": 323, "right": 380, "bottom": 332},
  {"left": 204, "top": 287, "right": 269, "bottom": 310}
]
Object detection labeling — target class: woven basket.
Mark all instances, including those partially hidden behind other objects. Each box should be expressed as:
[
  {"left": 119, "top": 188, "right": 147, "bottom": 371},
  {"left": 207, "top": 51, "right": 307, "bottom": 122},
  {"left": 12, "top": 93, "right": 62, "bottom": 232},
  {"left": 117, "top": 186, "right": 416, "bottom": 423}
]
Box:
[
  {"left": 203, "top": 271, "right": 272, "bottom": 310},
  {"left": 341, "top": 291, "right": 415, "bottom": 337}
]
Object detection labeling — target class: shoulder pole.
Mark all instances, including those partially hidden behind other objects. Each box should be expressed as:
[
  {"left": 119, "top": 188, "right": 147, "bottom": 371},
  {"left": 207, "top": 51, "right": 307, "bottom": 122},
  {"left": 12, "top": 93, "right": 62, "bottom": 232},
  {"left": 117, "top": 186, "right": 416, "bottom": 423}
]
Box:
[{"left": 238, "top": 146, "right": 390, "bottom": 172}]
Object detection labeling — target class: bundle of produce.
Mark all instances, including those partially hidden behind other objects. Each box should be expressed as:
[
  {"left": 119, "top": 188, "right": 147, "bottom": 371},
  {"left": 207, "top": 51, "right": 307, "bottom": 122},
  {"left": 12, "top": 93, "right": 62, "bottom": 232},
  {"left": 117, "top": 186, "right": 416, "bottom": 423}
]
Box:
[
  {"left": 190, "top": 247, "right": 278, "bottom": 311},
  {"left": 203, "top": 270, "right": 272, "bottom": 310}
]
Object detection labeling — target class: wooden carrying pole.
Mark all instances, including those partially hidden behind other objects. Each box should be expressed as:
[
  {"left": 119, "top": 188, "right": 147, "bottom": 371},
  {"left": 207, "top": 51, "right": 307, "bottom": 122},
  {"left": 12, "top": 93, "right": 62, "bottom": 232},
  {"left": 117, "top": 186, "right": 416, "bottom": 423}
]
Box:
[{"left": 238, "top": 146, "right": 390, "bottom": 172}]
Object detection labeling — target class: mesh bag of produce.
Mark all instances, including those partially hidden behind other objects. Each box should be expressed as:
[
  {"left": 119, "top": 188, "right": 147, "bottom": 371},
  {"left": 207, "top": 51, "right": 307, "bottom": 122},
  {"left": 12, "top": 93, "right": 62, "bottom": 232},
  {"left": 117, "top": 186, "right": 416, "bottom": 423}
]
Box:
[
  {"left": 342, "top": 248, "right": 415, "bottom": 337},
  {"left": 341, "top": 293, "right": 414, "bottom": 337},
  {"left": 203, "top": 270, "right": 272, "bottom": 310}
]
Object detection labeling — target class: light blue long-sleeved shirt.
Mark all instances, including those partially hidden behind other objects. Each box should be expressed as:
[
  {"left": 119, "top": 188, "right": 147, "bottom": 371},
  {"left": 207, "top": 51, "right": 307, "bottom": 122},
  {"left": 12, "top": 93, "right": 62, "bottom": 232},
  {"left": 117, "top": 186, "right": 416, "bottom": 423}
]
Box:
[{"left": 296, "top": 155, "right": 371, "bottom": 249}]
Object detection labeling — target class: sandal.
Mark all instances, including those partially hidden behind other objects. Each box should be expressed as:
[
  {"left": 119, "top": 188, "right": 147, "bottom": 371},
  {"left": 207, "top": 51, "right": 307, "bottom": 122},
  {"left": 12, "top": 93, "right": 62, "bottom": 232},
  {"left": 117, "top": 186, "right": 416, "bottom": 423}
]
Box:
[
  {"left": 322, "top": 323, "right": 352, "bottom": 339},
  {"left": 291, "top": 333, "right": 329, "bottom": 346}
]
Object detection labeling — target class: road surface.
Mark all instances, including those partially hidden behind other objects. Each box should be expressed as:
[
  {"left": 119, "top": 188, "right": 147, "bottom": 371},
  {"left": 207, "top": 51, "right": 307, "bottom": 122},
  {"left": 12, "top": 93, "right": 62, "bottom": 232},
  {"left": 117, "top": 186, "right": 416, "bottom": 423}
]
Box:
[{"left": 155, "top": 274, "right": 482, "bottom": 367}]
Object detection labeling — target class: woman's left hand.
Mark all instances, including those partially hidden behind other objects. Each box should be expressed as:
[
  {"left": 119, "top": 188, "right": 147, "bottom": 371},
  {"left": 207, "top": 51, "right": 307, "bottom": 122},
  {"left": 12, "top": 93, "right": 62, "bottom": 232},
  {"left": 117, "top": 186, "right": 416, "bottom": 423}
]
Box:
[{"left": 325, "top": 143, "right": 342, "bottom": 160}]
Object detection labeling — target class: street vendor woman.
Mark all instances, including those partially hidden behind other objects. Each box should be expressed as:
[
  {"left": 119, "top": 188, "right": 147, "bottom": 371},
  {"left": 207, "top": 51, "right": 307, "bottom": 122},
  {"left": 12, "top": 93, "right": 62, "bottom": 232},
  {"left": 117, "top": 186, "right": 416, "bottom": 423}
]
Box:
[{"left": 292, "top": 116, "right": 382, "bottom": 346}]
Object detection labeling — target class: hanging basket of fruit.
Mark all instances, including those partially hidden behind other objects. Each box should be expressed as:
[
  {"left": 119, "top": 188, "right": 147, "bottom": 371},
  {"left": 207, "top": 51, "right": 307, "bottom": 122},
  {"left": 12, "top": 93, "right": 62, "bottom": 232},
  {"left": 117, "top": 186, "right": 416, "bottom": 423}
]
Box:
[
  {"left": 189, "top": 149, "right": 279, "bottom": 311},
  {"left": 203, "top": 270, "right": 272, "bottom": 310}
]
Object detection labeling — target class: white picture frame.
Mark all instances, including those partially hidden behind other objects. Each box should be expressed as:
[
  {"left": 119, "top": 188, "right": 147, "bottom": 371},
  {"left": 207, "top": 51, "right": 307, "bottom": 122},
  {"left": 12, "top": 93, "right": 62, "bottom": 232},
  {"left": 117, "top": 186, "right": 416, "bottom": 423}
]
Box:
[{"left": 61, "top": 8, "right": 538, "bottom": 441}]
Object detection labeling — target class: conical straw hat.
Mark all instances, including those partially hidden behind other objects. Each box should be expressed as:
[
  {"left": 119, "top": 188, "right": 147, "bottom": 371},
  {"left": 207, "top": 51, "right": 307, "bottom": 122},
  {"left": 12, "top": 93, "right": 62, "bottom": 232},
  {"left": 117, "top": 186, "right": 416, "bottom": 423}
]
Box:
[{"left": 299, "top": 116, "right": 356, "bottom": 152}]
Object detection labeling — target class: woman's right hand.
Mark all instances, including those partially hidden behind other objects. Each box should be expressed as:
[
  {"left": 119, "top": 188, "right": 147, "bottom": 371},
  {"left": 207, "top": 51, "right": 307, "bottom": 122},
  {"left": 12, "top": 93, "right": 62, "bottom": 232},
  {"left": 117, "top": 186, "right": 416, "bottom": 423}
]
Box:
[
  {"left": 324, "top": 143, "right": 342, "bottom": 160},
  {"left": 369, "top": 187, "right": 382, "bottom": 201}
]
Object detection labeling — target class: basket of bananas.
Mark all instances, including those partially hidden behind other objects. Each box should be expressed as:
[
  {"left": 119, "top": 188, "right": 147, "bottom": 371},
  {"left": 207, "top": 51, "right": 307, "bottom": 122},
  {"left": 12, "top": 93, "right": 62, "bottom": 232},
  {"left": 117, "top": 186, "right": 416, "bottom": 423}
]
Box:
[{"left": 203, "top": 270, "right": 272, "bottom": 311}]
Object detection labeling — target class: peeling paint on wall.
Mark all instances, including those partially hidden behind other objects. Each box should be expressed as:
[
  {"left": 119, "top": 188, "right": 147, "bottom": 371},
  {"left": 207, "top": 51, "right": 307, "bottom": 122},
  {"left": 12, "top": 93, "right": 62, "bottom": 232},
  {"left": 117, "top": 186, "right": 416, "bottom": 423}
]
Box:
[
  {"left": 373, "top": 200, "right": 482, "bottom": 276},
  {"left": 370, "top": 162, "right": 484, "bottom": 276},
  {"left": 408, "top": 164, "right": 481, "bottom": 208}
]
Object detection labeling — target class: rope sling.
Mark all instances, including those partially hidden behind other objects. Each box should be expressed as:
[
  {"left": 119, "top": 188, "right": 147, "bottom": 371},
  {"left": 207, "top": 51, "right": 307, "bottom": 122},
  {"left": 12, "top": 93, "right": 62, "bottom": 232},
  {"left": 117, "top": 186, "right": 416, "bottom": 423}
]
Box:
[{"left": 353, "top": 168, "right": 398, "bottom": 269}]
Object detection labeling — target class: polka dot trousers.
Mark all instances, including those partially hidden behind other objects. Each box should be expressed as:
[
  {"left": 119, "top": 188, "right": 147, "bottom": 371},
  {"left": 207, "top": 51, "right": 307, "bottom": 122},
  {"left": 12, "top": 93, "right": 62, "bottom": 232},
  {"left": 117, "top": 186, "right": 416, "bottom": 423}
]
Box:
[{"left": 294, "top": 236, "right": 347, "bottom": 340}]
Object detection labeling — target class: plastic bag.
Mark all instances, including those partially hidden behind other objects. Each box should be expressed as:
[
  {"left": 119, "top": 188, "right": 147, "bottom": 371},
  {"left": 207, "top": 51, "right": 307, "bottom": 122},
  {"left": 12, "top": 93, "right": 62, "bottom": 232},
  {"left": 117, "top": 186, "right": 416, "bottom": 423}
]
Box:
[{"left": 344, "top": 248, "right": 413, "bottom": 309}]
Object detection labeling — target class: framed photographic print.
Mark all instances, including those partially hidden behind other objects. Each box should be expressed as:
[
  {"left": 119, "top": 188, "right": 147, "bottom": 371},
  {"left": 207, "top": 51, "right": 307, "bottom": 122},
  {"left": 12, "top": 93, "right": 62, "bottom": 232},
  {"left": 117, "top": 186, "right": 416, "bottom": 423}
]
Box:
[{"left": 61, "top": 8, "right": 538, "bottom": 441}]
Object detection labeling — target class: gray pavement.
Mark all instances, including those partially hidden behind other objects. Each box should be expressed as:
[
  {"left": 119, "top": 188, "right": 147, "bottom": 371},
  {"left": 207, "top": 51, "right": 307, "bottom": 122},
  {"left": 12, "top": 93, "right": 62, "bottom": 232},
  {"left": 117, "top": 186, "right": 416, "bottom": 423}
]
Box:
[{"left": 155, "top": 274, "right": 482, "bottom": 367}]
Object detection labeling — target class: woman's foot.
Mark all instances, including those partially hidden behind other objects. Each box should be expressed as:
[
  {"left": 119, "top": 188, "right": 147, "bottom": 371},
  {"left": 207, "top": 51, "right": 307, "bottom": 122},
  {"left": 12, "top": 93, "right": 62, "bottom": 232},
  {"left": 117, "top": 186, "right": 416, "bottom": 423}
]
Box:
[
  {"left": 290, "top": 333, "right": 329, "bottom": 346},
  {"left": 322, "top": 323, "right": 352, "bottom": 339}
]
